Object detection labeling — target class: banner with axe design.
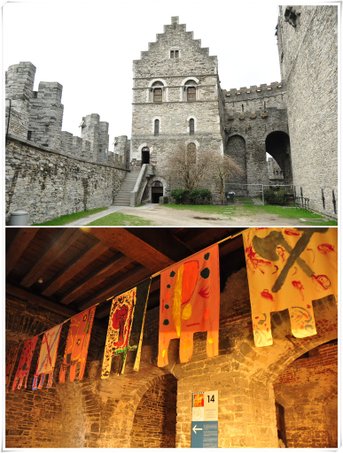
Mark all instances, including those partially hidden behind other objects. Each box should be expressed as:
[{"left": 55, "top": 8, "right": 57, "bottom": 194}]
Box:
[
  {"left": 32, "top": 324, "right": 62, "bottom": 389},
  {"left": 158, "top": 244, "right": 220, "bottom": 367},
  {"left": 243, "top": 228, "right": 337, "bottom": 347}
]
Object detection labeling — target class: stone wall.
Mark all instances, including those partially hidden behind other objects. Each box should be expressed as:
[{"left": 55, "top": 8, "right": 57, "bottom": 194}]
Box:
[
  {"left": 131, "top": 16, "right": 224, "bottom": 199},
  {"left": 274, "top": 342, "right": 337, "bottom": 448},
  {"left": 277, "top": 5, "right": 338, "bottom": 216},
  {"left": 6, "top": 135, "right": 127, "bottom": 224},
  {"left": 6, "top": 265, "right": 338, "bottom": 448}
]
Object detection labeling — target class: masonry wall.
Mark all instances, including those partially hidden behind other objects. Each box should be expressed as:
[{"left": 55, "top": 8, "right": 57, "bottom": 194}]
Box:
[
  {"left": 277, "top": 5, "right": 338, "bottom": 217},
  {"left": 6, "top": 136, "right": 127, "bottom": 224},
  {"left": 6, "top": 266, "right": 338, "bottom": 448},
  {"left": 274, "top": 342, "right": 337, "bottom": 448},
  {"left": 131, "top": 16, "right": 224, "bottom": 197}
]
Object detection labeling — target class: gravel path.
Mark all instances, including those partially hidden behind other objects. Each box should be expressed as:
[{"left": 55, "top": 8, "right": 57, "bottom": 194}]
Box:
[{"left": 65, "top": 204, "right": 319, "bottom": 227}]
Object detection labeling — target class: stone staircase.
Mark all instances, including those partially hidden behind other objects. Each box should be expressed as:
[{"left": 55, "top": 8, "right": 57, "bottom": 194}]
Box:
[{"left": 113, "top": 170, "right": 140, "bottom": 206}]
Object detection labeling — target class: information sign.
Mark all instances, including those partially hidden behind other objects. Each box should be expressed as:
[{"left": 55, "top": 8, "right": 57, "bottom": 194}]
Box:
[{"left": 191, "top": 391, "right": 218, "bottom": 448}]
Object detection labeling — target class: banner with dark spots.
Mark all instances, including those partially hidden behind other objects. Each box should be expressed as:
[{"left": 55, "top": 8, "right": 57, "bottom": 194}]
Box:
[
  {"left": 32, "top": 324, "right": 62, "bottom": 390},
  {"left": 158, "top": 244, "right": 220, "bottom": 367},
  {"left": 12, "top": 336, "right": 38, "bottom": 391},
  {"left": 101, "top": 287, "right": 137, "bottom": 378},
  {"left": 59, "top": 306, "right": 96, "bottom": 384},
  {"left": 242, "top": 228, "right": 337, "bottom": 347}
]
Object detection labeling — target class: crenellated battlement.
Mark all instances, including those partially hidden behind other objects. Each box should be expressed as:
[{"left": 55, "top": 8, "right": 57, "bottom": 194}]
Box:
[
  {"left": 5, "top": 62, "right": 129, "bottom": 169},
  {"left": 223, "top": 82, "right": 285, "bottom": 102}
]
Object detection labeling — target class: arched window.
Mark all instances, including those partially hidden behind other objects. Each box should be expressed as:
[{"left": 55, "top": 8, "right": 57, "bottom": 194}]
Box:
[
  {"left": 189, "top": 118, "right": 195, "bottom": 135},
  {"left": 154, "top": 119, "right": 160, "bottom": 136},
  {"left": 186, "top": 142, "right": 197, "bottom": 164},
  {"left": 152, "top": 81, "right": 164, "bottom": 103},
  {"left": 184, "top": 80, "right": 197, "bottom": 102}
]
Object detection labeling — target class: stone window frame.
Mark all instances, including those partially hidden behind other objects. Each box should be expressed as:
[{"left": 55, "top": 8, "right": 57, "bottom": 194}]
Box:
[
  {"left": 148, "top": 79, "right": 168, "bottom": 103},
  {"left": 181, "top": 77, "right": 199, "bottom": 102},
  {"left": 170, "top": 49, "right": 180, "bottom": 59},
  {"left": 153, "top": 117, "right": 161, "bottom": 136},
  {"left": 185, "top": 139, "right": 200, "bottom": 164},
  {"left": 187, "top": 116, "right": 196, "bottom": 135}
]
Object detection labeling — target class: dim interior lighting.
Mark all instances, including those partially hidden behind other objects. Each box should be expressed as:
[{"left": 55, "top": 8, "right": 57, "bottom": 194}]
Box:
[{"left": 37, "top": 278, "right": 44, "bottom": 284}]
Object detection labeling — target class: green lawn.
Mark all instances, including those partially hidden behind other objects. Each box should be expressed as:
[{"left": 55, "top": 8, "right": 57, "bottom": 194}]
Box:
[
  {"left": 33, "top": 207, "right": 107, "bottom": 226},
  {"left": 164, "top": 203, "right": 337, "bottom": 225},
  {"left": 87, "top": 212, "right": 153, "bottom": 226}
]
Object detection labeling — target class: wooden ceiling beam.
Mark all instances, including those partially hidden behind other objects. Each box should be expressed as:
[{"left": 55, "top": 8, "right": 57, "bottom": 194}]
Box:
[
  {"left": 6, "top": 228, "right": 40, "bottom": 276},
  {"left": 20, "top": 229, "right": 81, "bottom": 288},
  {"left": 77, "top": 266, "right": 149, "bottom": 316},
  {"left": 7, "top": 283, "right": 76, "bottom": 318},
  {"left": 60, "top": 255, "right": 134, "bottom": 305},
  {"left": 83, "top": 228, "right": 173, "bottom": 270},
  {"left": 42, "top": 241, "right": 108, "bottom": 297}
]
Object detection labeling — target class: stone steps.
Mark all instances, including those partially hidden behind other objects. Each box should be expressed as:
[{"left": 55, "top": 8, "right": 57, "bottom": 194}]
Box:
[{"left": 113, "top": 171, "right": 140, "bottom": 206}]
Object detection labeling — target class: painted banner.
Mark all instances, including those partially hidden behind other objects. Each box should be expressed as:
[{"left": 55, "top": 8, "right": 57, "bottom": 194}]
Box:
[
  {"left": 6, "top": 343, "right": 19, "bottom": 391},
  {"left": 101, "top": 287, "right": 137, "bottom": 378},
  {"left": 59, "top": 306, "right": 96, "bottom": 383},
  {"left": 128, "top": 279, "right": 152, "bottom": 372},
  {"left": 158, "top": 244, "right": 220, "bottom": 367},
  {"left": 12, "top": 336, "right": 38, "bottom": 391},
  {"left": 243, "top": 228, "right": 337, "bottom": 347},
  {"left": 32, "top": 324, "right": 62, "bottom": 389}
]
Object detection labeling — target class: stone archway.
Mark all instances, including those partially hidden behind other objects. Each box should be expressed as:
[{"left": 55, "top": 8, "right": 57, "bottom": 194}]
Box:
[
  {"left": 130, "top": 374, "right": 177, "bottom": 447},
  {"left": 151, "top": 180, "right": 163, "bottom": 203},
  {"left": 225, "top": 135, "right": 247, "bottom": 184},
  {"left": 265, "top": 131, "right": 292, "bottom": 185}
]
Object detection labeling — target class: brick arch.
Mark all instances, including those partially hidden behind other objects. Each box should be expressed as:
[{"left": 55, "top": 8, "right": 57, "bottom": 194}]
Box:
[{"left": 130, "top": 373, "right": 177, "bottom": 447}]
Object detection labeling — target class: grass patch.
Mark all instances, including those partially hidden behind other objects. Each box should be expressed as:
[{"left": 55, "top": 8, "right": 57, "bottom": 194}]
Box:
[
  {"left": 33, "top": 207, "right": 107, "bottom": 226},
  {"left": 87, "top": 212, "right": 153, "bottom": 226},
  {"left": 164, "top": 203, "right": 337, "bottom": 225}
]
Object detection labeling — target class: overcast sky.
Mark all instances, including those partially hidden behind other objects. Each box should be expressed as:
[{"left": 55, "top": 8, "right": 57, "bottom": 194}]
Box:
[{"left": 2, "top": 0, "right": 282, "bottom": 144}]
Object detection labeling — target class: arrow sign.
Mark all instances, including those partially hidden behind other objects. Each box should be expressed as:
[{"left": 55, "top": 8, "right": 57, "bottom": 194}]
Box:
[{"left": 192, "top": 425, "right": 203, "bottom": 434}]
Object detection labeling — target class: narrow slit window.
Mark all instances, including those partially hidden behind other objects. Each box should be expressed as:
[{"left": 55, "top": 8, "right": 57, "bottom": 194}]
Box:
[
  {"left": 189, "top": 118, "right": 195, "bottom": 135},
  {"left": 154, "top": 119, "right": 160, "bottom": 136}
]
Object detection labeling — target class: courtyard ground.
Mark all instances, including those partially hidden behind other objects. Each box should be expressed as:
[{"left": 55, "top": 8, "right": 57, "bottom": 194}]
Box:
[{"left": 63, "top": 203, "right": 336, "bottom": 227}]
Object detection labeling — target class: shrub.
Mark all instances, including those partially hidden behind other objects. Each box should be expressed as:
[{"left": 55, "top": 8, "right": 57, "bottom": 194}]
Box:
[
  {"left": 171, "top": 189, "right": 190, "bottom": 204},
  {"left": 264, "top": 187, "right": 295, "bottom": 206},
  {"left": 189, "top": 188, "right": 212, "bottom": 204}
]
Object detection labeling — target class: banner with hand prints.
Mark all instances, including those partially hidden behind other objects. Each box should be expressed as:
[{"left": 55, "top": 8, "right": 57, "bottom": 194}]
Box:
[{"left": 243, "top": 228, "right": 337, "bottom": 347}]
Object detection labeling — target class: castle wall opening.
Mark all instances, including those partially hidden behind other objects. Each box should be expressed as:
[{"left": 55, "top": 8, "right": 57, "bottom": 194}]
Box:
[{"left": 265, "top": 131, "right": 292, "bottom": 185}]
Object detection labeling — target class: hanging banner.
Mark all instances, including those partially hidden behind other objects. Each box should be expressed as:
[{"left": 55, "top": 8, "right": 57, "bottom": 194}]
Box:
[
  {"left": 158, "top": 244, "right": 220, "bottom": 367},
  {"left": 12, "top": 336, "right": 38, "bottom": 391},
  {"left": 101, "top": 287, "right": 137, "bottom": 378},
  {"left": 32, "top": 324, "right": 62, "bottom": 389},
  {"left": 6, "top": 343, "right": 19, "bottom": 391},
  {"left": 59, "top": 306, "right": 96, "bottom": 383},
  {"left": 243, "top": 228, "right": 337, "bottom": 347},
  {"left": 128, "top": 279, "right": 152, "bottom": 372}
]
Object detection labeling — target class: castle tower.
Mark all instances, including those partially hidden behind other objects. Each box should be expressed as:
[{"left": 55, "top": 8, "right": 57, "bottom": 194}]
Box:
[
  {"left": 5, "top": 62, "right": 36, "bottom": 139},
  {"left": 28, "top": 81, "right": 64, "bottom": 150},
  {"left": 131, "top": 16, "right": 225, "bottom": 196}
]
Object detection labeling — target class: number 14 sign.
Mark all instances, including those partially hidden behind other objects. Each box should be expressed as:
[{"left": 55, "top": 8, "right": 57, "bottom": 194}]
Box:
[{"left": 191, "top": 391, "right": 218, "bottom": 448}]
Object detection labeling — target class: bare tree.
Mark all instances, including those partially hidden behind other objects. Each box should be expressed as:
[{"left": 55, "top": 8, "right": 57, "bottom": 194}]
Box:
[{"left": 164, "top": 145, "right": 243, "bottom": 203}]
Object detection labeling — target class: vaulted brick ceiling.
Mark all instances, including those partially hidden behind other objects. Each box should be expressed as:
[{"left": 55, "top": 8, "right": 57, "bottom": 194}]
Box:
[{"left": 6, "top": 227, "right": 245, "bottom": 321}]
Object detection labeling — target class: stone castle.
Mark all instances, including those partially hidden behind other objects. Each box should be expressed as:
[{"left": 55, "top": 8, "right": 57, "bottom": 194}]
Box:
[{"left": 5, "top": 5, "right": 338, "bottom": 223}]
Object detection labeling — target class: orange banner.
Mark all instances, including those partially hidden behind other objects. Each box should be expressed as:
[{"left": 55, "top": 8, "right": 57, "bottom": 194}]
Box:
[
  {"left": 158, "top": 244, "right": 220, "bottom": 367},
  {"left": 243, "top": 228, "right": 337, "bottom": 346}
]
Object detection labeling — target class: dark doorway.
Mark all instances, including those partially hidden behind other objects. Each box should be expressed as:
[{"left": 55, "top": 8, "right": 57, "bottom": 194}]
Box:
[
  {"left": 151, "top": 181, "right": 163, "bottom": 203},
  {"left": 265, "top": 132, "right": 292, "bottom": 184},
  {"left": 141, "top": 146, "right": 150, "bottom": 164}
]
